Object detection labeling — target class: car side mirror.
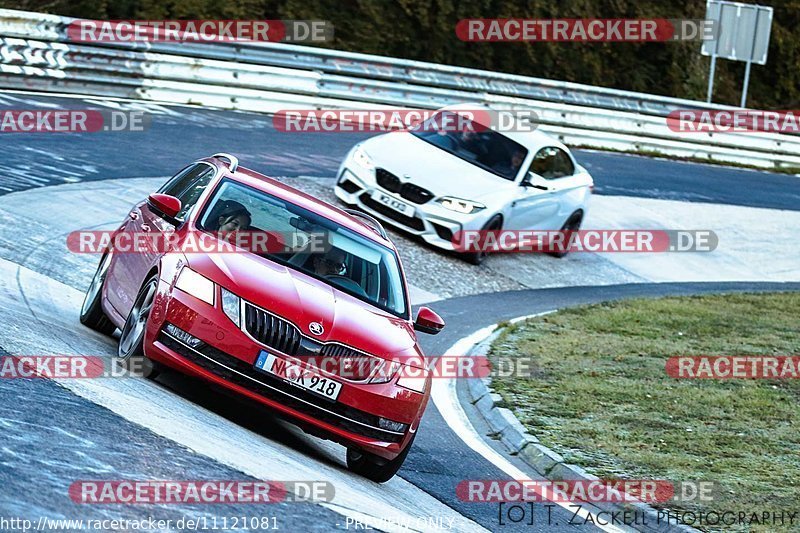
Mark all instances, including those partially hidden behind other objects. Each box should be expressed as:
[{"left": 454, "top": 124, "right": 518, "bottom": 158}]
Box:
[
  {"left": 147, "top": 193, "right": 182, "bottom": 220},
  {"left": 414, "top": 306, "right": 445, "bottom": 335},
  {"left": 521, "top": 172, "right": 550, "bottom": 191}
]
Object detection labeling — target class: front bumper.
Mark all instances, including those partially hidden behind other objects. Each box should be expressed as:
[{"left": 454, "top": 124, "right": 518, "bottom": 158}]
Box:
[
  {"left": 144, "top": 280, "right": 426, "bottom": 460},
  {"left": 334, "top": 162, "right": 488, "bottom": 251}
]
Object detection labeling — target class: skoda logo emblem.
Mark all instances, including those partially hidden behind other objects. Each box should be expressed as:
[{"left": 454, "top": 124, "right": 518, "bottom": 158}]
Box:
[{"left": 309, "top": 322, "right": 324, "bottom": 336}]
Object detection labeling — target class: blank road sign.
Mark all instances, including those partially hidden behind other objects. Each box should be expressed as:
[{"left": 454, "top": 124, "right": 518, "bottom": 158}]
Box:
[{"left": 701, "top": 1, "right": 773, "bottom": 65}]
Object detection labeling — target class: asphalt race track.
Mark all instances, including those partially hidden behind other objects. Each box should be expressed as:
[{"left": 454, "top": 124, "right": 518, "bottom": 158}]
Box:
[
  {"left": 2, "top": 92, "right": 800, "bottom": 211},
  {"left": 1, "top": 91, "right": 800, "bottom": 532}
]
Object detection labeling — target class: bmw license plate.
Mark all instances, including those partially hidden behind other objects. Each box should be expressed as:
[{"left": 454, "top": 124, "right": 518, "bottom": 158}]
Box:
[
  {"left": 254, "top": 350, "right": 342, "bottom": 401},
  {"left": 371, "top": 190, "right": 415, "bottom": 216}
]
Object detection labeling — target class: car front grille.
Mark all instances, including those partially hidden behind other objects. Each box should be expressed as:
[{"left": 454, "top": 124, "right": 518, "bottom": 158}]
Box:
[
  {"left": 242, "top": 303, "right": 385, "bottom": 383},
  {"left": 244, "top": 304, "right": 301, "bottom": 356},
  {"left": 400, "top": 183, "right": 434, "bottom": 204},
  {"left": 158, "top": 329, "right": 407, "bottom": 443},
  {"left": 338, "top": 178, "right": 361, "bottom": 194},
  {"left": 375, "top": 168, "right": 433, "bottom": 205},
  {"left": 375, "top": 168, "right": 401, "bottom": 193},
  {"left": 431, "top": 222, "right": 454, "bottom": 242},
  {"left": 360, "top": 193, "right": 425, "bottom": 231},
  {"left": 319, "top": 343, "right": 378, "bottom": 382}
]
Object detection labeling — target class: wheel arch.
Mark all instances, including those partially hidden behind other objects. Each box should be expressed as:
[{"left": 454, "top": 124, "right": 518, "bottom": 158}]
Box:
[
  {"left": 570, "top": 208, "right": 584, "bottom": 220},
  {"left": 485, "top": 212, "right": 504, "bottom": 229}
]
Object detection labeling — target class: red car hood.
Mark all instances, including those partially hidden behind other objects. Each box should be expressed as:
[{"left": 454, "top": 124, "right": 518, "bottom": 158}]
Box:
[{"left": 186, "top": 252, "right": 418, "bottom": 359}]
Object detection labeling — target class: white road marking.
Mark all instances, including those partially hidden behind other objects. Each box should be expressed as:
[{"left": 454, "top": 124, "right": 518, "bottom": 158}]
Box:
[
  {"left": 0, "top": 257, "right": 487, "bottom": 533},
  {"left": 431, "top": 313, "right": 626, "bottom": 533}
]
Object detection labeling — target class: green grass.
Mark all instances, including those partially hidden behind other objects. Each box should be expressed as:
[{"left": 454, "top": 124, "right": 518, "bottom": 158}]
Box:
[{"left": 489, "top": 293, "right": 800, "bottom": 532}]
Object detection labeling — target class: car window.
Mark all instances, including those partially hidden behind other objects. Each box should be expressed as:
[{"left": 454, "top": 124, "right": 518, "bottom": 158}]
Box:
[
  {"left": 158, "top": 164, "right": 216, "bottom": 221},
  {"left": 411, "top": 111, "right": 528, "bottom": 181},
  {"left": 529, "top": 147, "right": 575, "bottom": 180},
  {"left": 197, "top": 179, "right": 409, "bottom": 318}
]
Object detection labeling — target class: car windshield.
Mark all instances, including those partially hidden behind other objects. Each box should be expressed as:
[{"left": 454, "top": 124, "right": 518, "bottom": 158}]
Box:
[
  {"left": 411, "top": 111, "right": 528, "bottom": 181},
  {"left": 198, "top": 179, "right": 408, "bottom": 318}
]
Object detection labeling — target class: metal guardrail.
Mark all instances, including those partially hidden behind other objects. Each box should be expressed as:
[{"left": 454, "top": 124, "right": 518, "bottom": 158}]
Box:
[{"left": 1, "top": 8, "right": 798, "bottom": 170}]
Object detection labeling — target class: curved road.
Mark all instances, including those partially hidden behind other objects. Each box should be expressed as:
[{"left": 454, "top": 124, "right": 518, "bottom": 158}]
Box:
[
  {"left": 1, "top": 90, "right": 799, "bottom": 532},
  {"left": 1, "top": 91, "right": 799, "bottom": 211}
]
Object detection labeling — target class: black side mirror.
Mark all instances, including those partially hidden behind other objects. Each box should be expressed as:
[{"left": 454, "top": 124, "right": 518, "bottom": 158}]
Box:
[{"left": 522, "top": 172, "right": 550, "bottom": 191}]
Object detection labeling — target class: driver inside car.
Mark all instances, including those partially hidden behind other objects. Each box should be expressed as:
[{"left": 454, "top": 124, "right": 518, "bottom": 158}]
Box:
[
  {"left": 208, "top": 200, "right": 252, "bottom": 243},
  {"left": 312, "top": 247, "right": 347, "bottom": 277},
  {"left": 495, "top": 148, "right": 526, "bottom": 178}
]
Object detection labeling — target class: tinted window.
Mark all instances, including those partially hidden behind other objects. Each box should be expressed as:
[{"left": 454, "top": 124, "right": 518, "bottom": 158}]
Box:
[
  {"left": 159, "top": 164, "right": 216, "bottom": 221},
  {"left": 411, "top": 111, "right": 528, "bottom": 181},
  {"left": 198, "top": 180, "right": 409, "bottom": 318},
  {"left": 529, "top": 147, "right": 575, "bottom": 179}
]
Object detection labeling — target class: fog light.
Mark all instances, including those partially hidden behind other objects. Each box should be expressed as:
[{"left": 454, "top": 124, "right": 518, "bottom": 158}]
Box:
[
  {"left": 165, "top": 323, "right": 204, "bottom": 349},
  {"left": 377, "top": 417, "right": 406, "bottom": 433}
]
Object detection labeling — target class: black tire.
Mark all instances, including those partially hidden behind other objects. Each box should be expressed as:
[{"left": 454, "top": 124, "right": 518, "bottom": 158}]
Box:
[
  {"left": 347, "top": 434, "right": 415, "bottom": 483},
  {"left": 548, "top": 211, "right": 583, "bottom": 258},
  {"left": 117, "top": 276, "right": 161, "bottom": 379},
  {"left": 464, "top": 214, "right": 503, "bottom": 265},
  {"left": 79, "top": 253, "right": 116, "bottom": 335}
]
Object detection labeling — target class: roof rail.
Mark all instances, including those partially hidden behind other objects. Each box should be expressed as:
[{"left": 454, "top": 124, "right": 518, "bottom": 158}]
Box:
[
  {"left": 212, "top": 153, "right": 239, "bottom": 172},
  {"left": 343, "top": 209, "right": 388, "bottom": 240}
]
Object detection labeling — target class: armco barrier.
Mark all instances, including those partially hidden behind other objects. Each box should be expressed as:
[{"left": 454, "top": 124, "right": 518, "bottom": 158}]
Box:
[{"left": 0, "top": 8, "right": 798, "bottom": 170}]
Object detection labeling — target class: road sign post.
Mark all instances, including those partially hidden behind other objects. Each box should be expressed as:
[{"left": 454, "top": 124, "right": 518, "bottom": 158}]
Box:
[{"left": 701, "top": 1, "right": 773, "bottom": 107}]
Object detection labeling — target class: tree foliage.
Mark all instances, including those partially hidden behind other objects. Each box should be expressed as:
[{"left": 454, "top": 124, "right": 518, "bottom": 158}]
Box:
[{"left": 4, "top": 0, "right": 798, "bottom": 108}]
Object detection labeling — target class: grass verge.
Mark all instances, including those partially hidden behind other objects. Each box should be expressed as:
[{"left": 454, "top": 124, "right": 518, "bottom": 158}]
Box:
[{"left": 489, "top": 292, "right": 800, "bottom": 532}]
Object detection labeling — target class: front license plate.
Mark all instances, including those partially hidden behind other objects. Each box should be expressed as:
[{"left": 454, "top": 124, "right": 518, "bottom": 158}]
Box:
[
  {"left": 371, "top": 190, "right": 415, "bottom": 216},
  {"left": 254, "top": 351, "right": 342, "bottom": 401}
]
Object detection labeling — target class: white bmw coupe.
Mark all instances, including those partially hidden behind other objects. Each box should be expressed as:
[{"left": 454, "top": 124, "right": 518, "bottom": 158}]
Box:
[{"left": 334, "top": 105, "right": 594, "bottom": 264}]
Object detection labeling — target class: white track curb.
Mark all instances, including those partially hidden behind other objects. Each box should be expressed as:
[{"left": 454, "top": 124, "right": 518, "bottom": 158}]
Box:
[{"left": 464, "top": 318, "right": 696, "bottom": 533}]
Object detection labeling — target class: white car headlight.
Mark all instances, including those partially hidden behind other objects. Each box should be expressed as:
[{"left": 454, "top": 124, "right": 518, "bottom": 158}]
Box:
[
  {"left": 220, "top": 286, "right": 241, "bottom": 327},
  {"left": 437, "top": 197, "right": 486, "bottom": 214},
  {"left": 352, "top": 145, "right": 375, "bottom": 171},
  {"left": 175, "top": 268, "right": 215, "bottom": 306}
]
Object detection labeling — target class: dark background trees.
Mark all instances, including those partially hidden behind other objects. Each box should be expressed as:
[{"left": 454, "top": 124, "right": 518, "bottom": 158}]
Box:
[{"left": 4, "top": 0, "right": 798, "bottom": 108}]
